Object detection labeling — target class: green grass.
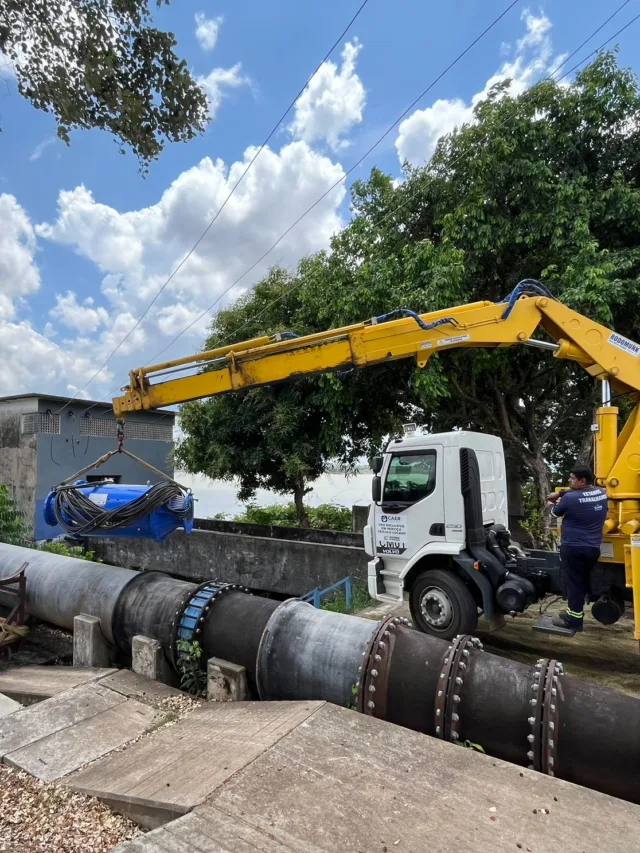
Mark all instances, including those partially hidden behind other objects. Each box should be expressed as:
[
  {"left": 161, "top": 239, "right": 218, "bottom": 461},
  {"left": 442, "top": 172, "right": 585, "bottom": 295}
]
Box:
[{"left": 320, "top": 583, "right": 375, "bottom": 614}]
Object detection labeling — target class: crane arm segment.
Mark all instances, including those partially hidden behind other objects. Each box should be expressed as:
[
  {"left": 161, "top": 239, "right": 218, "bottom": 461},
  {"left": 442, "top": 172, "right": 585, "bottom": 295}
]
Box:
[{"left": 113, "top": 291, "right": 640, "bottom": 417}]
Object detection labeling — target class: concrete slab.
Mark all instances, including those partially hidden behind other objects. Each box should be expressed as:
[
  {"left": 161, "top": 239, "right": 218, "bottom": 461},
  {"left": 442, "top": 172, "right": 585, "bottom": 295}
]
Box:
[
  {"left": 97, "top": 669, "right": 188, "bottom": 706},
  {"left": 4, "top": 698, "right": 157, "bottom": 782},
  {"left": 203, "top": 703, "right": 640, "bottom": 853},
  {"left": 0, "top": 665, "right": 116, "bottom": 704},
  {"left": 110, "top": 805, "right": 299, "bottom": 852},
  {"left": 0, "top": 682, "right": 123, "bottom": 757},
  {"left": 67, "top": 701, "right": 324, "bottom": 828},
  {"left": 0, "top": 692, "right": 22, "bottom": 718}
]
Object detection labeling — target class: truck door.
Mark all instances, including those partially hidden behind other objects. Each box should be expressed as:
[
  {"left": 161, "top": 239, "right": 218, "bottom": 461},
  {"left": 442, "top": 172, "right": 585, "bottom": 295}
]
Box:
[{"left": 374, "top": 447, "right": 445, "bottom": 576}]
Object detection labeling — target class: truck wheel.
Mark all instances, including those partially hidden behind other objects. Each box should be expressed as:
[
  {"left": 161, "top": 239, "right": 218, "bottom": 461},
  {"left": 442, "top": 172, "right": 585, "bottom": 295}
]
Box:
[{"left": 409, "top": 569, "right": 478, "bottom": 639}]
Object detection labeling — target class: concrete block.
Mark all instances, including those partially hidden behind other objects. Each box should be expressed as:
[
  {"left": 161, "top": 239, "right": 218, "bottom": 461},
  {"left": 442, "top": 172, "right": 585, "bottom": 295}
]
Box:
[
  {"left": 207, "top": 658, "right": 248, "bottom": 702},
  {"left": 132, "top": 635, "right": 174, "bottom": 685},
  {"left": 73, "top": 614, "right": 113, "bottom": 667},
  {"left": 0, "top": 692, "right": 23, "bottom": 718}
]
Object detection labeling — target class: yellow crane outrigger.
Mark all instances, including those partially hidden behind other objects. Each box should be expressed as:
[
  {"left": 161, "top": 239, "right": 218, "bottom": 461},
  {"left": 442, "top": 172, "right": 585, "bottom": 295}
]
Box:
[{"left": 113, "top": 281, "right": 640, "bottom": 642}]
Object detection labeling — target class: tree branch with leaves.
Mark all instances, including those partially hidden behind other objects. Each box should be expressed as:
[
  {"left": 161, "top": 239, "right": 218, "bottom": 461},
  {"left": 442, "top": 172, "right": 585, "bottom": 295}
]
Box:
[{"left": 0, "top": 0, "right": 209, "bottom": 168}]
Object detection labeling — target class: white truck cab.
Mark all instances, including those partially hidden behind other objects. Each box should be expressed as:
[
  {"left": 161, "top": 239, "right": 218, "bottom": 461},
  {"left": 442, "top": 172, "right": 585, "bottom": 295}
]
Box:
[{"left": 364, "top": 430, "right": 516, "bottom": 637}]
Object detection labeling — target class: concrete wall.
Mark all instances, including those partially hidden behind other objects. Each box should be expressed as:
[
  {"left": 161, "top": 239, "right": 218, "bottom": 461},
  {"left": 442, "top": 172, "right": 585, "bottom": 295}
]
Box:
[
  {"left": 0, "top": 401, "right": 38, "bottom": 532},
  {"left": 87, "top": 522, "right": 368, "bottom": 597}
]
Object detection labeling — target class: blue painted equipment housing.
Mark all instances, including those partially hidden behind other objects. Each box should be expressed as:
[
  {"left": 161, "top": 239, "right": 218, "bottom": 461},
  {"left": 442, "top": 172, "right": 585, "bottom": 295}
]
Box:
[{"left": 43, "top": 480, "right": 194, "bottom": 543}]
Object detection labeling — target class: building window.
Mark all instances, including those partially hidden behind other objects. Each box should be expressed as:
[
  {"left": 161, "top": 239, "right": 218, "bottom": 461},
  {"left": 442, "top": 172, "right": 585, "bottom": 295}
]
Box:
[
  {"left": 20, "top": 412, "right": 61, "bottom": 435},
  {"left": 79, "top": 417, "right": 173, "bottom": 442}
]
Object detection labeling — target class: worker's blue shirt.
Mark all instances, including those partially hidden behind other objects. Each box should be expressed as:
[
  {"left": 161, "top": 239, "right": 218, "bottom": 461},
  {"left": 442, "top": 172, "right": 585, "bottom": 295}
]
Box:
[{"left": 551, "top": 486, "right": 607, "bottom": 548}]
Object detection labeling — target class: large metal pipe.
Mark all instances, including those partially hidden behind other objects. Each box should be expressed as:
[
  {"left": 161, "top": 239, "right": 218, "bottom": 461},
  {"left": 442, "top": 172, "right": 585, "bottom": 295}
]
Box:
[
  {"left": 0, "top": 543, "right": 137, "bottom": 643},
  {"left": 256, "top": 599, "right": 379, "bottom": 706},
  {"left": 1, "top": 542, "right": 639, "bottom": 805}
]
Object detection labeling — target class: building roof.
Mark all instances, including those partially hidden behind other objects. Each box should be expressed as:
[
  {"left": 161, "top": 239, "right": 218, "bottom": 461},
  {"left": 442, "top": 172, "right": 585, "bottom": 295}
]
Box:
[{"left": 0, "top": 393, "right": 176, "bottom": 418}]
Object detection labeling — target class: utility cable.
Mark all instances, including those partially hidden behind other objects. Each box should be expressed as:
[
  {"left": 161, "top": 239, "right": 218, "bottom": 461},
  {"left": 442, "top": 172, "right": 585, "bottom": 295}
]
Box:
[
  {"left": 145, "top": 0, "right": 524, "bottom": 366},
  {"left": 546, "top": 0, "right": 632, "bottom": 79},
  {"left": 50, "top": 480, "right": 191, "bottom": 537},
  {"left": 204, "top": 6, "right": 640, "bottom": 351},
  {"left": 53, "top": 0, "right": 373, "bottom": 415},
  {"left": 84, "top": 3, "right": 640, "bottom": 420}
]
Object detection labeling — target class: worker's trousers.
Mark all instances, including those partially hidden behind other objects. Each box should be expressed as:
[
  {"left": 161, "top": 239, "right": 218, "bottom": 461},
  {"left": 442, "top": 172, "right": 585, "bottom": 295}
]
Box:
[{"left": 560, "top": 545, "right": 600, "bottom": 627}]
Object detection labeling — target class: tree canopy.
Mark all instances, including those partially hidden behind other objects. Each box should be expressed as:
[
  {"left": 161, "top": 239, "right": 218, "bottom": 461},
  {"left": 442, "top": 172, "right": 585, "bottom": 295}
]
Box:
[
  {"left": 177, "top": 53, "right": 640, "bottom": 538},
  {"left": 0, "top": 0, "right": 209, "bottom": 166}
]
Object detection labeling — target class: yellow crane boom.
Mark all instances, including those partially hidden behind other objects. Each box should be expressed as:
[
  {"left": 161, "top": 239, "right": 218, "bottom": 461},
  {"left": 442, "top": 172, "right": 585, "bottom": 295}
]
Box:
[{"left": 113, "top": 283, "right": 640, "bottom": 638}]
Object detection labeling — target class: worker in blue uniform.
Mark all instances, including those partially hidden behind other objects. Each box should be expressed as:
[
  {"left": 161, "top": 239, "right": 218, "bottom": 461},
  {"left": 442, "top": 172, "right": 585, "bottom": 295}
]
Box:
[{"left": 546, "top": 465, "right": 608, "bottom": 632}]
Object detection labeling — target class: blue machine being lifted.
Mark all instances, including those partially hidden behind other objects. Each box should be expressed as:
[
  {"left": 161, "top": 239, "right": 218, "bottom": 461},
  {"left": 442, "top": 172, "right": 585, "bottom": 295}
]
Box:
[{"left": 44, "top": 479, "right": 194, "bottom": 543}]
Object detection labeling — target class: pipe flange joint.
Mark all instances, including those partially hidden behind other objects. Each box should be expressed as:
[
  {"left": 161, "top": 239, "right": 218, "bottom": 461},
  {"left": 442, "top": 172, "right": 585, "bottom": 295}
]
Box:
[
  {"left": 528, "top": 658, "right": 563, "bottom": 776},
  {"left": 357, "top": 615, "right": 411, "bottom": 717},
  {"left": 170, "top": 580, "right": 250, "bottom": 665},
  {"left": 434, "top": 633, "right": 483, "bottom": 742}
]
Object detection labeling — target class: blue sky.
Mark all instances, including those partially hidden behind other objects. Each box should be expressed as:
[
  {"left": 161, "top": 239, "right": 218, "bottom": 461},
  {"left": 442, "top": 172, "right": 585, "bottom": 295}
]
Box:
[{"left": 0, "top": 1, "right": 638, "bottom": 402}]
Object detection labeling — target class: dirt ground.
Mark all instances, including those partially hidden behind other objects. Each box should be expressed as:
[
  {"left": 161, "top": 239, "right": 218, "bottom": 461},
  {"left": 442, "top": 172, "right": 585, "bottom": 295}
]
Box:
[
  {"left": 358, "top": 598, "right": 640, "bottom": 697},
  {"left": 477, "top": 599, "right": 640, "bottom": 697},
  {"left": 0, "top": 765, "right": 141, "bottom": 853}
]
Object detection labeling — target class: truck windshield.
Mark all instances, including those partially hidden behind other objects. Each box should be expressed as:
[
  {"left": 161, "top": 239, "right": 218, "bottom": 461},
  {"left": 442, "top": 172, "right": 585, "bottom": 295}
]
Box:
[{"left": 383, "top": 452, "right": 436, "bottom": 504}]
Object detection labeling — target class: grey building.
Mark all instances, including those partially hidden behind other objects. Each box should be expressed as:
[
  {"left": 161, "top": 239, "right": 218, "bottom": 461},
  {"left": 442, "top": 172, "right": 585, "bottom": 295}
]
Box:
[{"left": 0, "top": 393, "right": 175, "bottom": 540}]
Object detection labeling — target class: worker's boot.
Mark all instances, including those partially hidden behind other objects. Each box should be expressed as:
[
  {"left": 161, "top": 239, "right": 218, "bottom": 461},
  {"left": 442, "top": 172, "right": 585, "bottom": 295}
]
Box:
[{"left": 551, "top": 611, "right": 583, "bottom": 632}]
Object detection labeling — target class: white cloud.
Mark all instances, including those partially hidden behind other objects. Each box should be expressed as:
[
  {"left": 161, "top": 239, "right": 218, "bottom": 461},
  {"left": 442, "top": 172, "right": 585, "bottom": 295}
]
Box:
[
  {"left": 68, "top": 311, "right": 147, "bottom": 361},
  {"left": 49, "top": 291, "right": 110, "bottom": 333},
  {"left": 290, "top": 40, "right": 365, "bottom": 150},
  {"left": 395, "top": 11, "right": 555, "bottom": 166},
  {"left": 0, "top": 319, "right": 111, "bottom": 396},
  {"left": 37, "top": 141, "right": 346, "bottom": 353},
  {"left": 156, "top": 303, "right": 213, "bottom": 338},
  {"left": 29, "top": 137, "right": 57, "bottom": 162},
  {"left": 197, "top": 63, "right": 249, "bottom": 118},
  {"left": 0, "top": 194, "right": 41, "bottom": 321},
  {"left": 195, "top": 12, "right": 223, "bottom": 51}
]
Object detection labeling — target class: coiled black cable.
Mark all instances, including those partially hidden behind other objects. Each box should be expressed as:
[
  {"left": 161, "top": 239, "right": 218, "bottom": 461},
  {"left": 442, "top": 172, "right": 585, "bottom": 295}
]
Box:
[{"left": 51, "top": 480, "right": 192, "bottom": 537}]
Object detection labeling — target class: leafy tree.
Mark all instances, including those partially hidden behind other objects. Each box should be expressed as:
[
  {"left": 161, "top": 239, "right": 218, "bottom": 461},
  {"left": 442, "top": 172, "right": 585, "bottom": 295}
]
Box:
[
  {"left": 176, "top": 270, "right": 332, "bottom": 527},
  {"left": 310, "top": 53, "right": 640, "bottom": 532},
  {"left": 175, "top": 266, "right": 418, "bottom": 525},
  {"left": 180, "top": 54, "right": 640, "bottom": 541},
  {"left": 0, "top": 0, "right": 209, "bottom": 167},
  {"left": 231, "top": 501, "right": 353, "bottom": 532},
  {"left": 0, "top": 484, "right": 30, "bottom": 545}
]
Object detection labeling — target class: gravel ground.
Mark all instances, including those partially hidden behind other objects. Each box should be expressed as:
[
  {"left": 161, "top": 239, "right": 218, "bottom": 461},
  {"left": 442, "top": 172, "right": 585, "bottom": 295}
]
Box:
[{"left": 0, "top": 765, "right": 141, "bottom": 852}]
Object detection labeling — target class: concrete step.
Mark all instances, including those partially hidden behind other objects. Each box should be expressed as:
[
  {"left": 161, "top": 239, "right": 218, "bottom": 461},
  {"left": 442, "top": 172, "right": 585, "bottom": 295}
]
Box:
[
  {"left": 0, "top": 666, "right": 200, "bottom": 784},
  {"left": 0, "top": 692, "right": 22, "bottom": 719},
  {"left": 110, "top": 703, "right": 640, "bottom": 853},
  {"left": 0, "top": 665, "right": 116, "bottom": 705},
  {"left": 0, "top": 681, "right": 158, "bottom": 782},
  {"left": 67, "top": 700, "right": 324, "bottom": 829}
]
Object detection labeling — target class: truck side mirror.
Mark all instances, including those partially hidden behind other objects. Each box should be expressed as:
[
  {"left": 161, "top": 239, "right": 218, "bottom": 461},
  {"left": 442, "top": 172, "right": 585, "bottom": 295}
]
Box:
[
  {"left": 372, "top": 476, "right": 382, "bottom": 503},
  {"left": 372, "top": 456, "right": 384, "bottom": 474}
]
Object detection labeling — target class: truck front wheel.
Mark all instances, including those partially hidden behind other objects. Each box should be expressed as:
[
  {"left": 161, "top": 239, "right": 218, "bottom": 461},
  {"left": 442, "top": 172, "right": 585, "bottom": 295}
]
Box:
[{"left": 409, "top": 569, "right": 478, "bottom": 639}]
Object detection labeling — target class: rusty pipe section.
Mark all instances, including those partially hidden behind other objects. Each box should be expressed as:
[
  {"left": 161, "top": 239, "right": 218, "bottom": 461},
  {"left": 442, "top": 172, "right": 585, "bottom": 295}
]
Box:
[{"left": 1, "top": 543, "right": 639, "bottom": 805}]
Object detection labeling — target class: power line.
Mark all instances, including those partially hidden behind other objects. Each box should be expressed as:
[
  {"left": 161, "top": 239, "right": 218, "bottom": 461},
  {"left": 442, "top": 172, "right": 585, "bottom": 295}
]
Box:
[
  {"left": 547, "top": 0, "right": 632, "bottom": 79},
  {"left": 162, "top": 6, "right": 640, "bottom": 368},
  {"left": 53, "top": 0, "right": 373, "bottom": 415},
  {"left": 555, "top": 11, "right": 640, "bottom": 82},
  {"left": 93, "top": 3, "right": 640, "bottom": 419},
  {"left": 143, "top": 0, "right": 525, "bottom": 366}
]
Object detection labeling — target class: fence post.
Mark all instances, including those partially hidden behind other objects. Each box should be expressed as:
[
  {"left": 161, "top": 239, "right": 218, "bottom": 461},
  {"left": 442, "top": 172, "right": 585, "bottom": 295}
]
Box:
[{"left": 345, "top": 577, "right": 352, "bottom": 612}]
